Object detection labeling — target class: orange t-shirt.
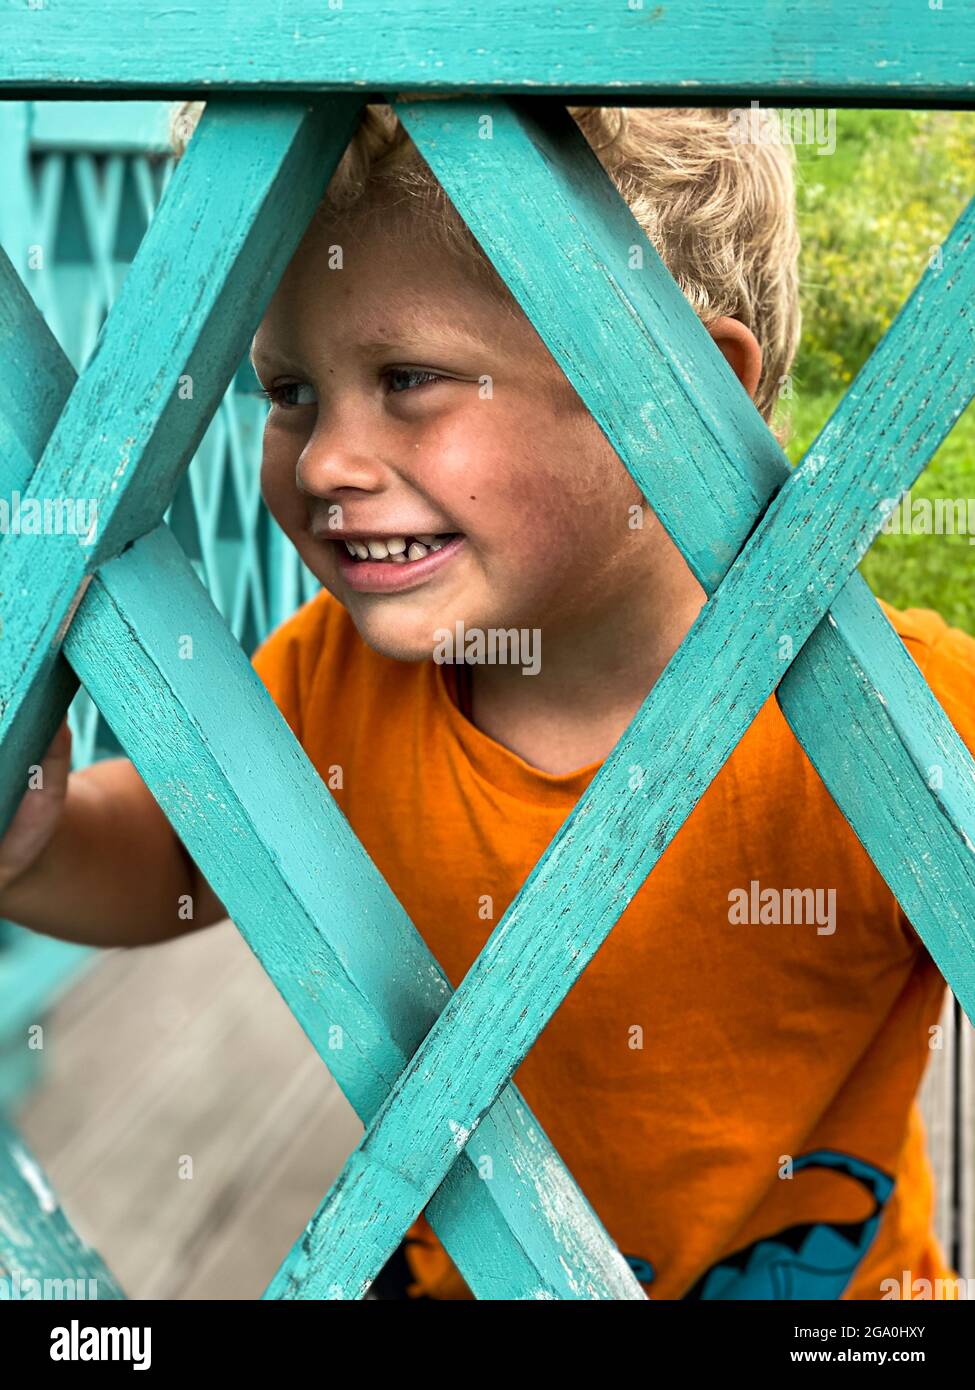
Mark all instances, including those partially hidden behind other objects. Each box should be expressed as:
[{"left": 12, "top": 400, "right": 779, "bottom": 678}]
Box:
[{"left": 250, "top": 589, "right": 975, "bottom": 1301}]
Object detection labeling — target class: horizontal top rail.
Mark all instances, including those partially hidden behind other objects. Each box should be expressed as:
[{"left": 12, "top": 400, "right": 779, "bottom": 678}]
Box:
[
  {"left": 0, "top": 0, "right": 973, "bottom": 106},
  {"left": 26, "top": 100, "right": 176, "bottom": 152}
]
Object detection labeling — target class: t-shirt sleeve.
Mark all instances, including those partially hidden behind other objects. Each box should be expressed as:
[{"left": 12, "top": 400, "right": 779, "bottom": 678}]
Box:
[
  {"left": 249, "top": 591, "right": 331, "bottom": 745},
  {"left": 898, "top": 605, "right": 975, "bottom": 759}
]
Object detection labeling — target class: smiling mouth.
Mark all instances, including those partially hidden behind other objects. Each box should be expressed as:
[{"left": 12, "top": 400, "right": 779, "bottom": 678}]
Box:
[
  {"left": 341, "top": 532, "right": 461, "bottom": 564},
  {"left": 331, "top": 531, "right": 466, "bottom": 592}
]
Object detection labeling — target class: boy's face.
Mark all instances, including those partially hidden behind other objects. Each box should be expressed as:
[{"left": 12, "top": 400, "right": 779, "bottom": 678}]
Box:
[{"left": 253, "top": 200, "right": 698, "bottom": 663}]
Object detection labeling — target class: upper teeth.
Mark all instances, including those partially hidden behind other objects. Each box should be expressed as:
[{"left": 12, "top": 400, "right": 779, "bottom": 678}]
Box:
[{"left": 344, "top": 534, "right": 451, "bottom": 562}]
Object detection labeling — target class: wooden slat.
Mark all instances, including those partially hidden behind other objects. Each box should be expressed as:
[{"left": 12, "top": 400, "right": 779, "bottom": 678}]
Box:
[
  {"left": 962, "top": 1011, "right": 975, "bottom": 1279},
  {"left": 0, "top": 101, "right": 385, "bottom": 1296},
  {"left": 50, "top": 948, "right": 334, "bottom": 1296},
  {"left": 265, "top": 105, "right": 975, "bottom": 1297},
  {"left": 0, "top": 103, "right": 32, "bottom": 285},
  {"left": 0, "top": 1, "right": 973, "bottom": 104},
  {"left": 16, "top": 923, "right": 364, "bottom": 1299},
  {"left": 178, "top": 1075, "right": 360, "bottom": 1299},
  {"left": 779, "top": 581, "right": 975, "bottom": 1010},
  {"left": 29, "top": 100, "right": 175, "bottom": 152},
  {"left": 0, "top": 94, "right": 365, "bottom": 835},
  {"left": 429, "top": 88, "right": 975, "bottom": 1054},
  {"left": 918, "top": 990, "right": 957, "bottom": 1257},
  {"left": 16, "top": 935, "right": 251, "bottom": 1161},
  {"left": 0, "top": 242, "right": 75, "bottom": 491}
]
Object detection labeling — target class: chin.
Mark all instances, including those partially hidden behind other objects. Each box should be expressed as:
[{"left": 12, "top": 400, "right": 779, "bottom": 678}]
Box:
[{"left": 345, "top": 606, "right": 446, "bottom": 665}]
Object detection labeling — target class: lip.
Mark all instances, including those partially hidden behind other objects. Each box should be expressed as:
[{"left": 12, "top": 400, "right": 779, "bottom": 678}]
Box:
[{"left": 331, "top": 533, "right": 466, "bottom": 593}]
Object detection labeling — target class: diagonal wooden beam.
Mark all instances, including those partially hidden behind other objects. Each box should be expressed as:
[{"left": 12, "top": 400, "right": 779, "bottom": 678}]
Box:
[
  {"left": 396, "top": 96, "right": 975, "bottom": 1028},
  {"left": 262, "top": 99, "right": 975, "bottom": 1297},
  {"left": 0, "top": 242, "right": 75, "bottom": 489},
  {"left": 0, "top": 94, "right": 366, "bottom": 836}
]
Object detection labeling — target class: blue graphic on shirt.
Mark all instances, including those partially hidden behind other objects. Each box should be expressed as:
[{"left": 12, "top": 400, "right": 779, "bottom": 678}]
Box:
[
  {"left": 624, "top": 1148, "right": 896, "bottom": 1300},
  {"left": 624, "top": 1255, "right": 656, "bottom": 1284}
]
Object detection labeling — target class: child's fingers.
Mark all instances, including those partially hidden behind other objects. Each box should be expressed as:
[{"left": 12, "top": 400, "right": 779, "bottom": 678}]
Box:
[
  {"left": 0, "top": 719, "right": 74, "bottom": 889},
  {"left": 39, "top": 717, "right": 73, "bottom": 794},
  {"left": 8, "top": 718, "right": 73, "bottom": 801}
]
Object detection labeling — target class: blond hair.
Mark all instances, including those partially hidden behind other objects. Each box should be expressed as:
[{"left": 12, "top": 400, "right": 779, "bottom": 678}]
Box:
[{"left": 170, "top": 102, "right": 800, "bottom": 433}]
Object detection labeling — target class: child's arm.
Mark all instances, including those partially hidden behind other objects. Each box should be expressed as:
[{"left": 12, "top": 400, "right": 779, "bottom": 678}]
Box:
[{"left": 0, "top": 721, "right": 227, "bottom": 947}]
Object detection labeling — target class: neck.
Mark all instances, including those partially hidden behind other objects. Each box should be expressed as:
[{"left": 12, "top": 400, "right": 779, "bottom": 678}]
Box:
[{"left": 467, "top": 565, "right": 706, "bottom": 775}]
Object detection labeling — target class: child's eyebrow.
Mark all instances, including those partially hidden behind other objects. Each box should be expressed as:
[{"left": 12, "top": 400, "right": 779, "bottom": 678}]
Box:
[
  {"left": 250, "top": 324, "right": 498, "bottom": 373},
  {"left": 360, "top": 328, "right": 497, "bottom": 358}
]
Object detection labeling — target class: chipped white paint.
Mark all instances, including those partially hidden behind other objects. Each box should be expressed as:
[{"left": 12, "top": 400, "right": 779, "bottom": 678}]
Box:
[
  {"left": 448, "top": 1119, "right": 471, "bottom": 1150},
  {"left": 13, "top": 1142, "right": 58, "bottom": 1213}
]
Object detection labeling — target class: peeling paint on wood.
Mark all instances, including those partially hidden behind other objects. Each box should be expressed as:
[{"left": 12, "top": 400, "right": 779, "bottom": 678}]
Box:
[{"left": 0, "top": 2, "right": 972, "bottom": 104}]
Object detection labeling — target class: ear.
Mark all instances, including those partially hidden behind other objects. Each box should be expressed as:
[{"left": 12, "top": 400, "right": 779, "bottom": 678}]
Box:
[{"left": 707, "top": 316, "right": 763, "bottom": 402}]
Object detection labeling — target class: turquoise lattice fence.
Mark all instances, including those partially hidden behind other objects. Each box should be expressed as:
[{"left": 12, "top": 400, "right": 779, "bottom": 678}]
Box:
[
  {"left": 0, "top": 98, "right": 320, "bottom": 1115},
  {"left": 0, "top": 98, "right": 321, "bottom": 766},
  {"left": 1, "top": 2, "right": 974, "bottom": 1300}
]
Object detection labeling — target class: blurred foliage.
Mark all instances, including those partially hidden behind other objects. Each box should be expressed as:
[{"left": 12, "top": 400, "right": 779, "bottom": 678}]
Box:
[{"left": 777, "top": 110, "right": 975, "bottom": 634}]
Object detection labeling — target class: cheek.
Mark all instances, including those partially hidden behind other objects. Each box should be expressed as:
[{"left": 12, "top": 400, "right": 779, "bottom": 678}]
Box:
[
  {"left": 429, "top": 404, "right": 558, "bottom": 539},
  {"left": 471, "top": 417, "right": 638, "bottom": 566},
  {"left": 260, "top": 434, "right": 302, "bottom": 533}
]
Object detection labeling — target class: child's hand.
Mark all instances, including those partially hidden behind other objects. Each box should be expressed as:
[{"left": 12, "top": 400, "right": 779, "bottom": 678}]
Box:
[{"left": 0, "top": 717, "right": 72, "bottom": 895}]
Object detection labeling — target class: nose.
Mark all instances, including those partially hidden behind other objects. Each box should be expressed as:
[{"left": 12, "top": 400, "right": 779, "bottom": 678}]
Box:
[{"left": 295, "top": 416, "right": 388, "bottom": 499}]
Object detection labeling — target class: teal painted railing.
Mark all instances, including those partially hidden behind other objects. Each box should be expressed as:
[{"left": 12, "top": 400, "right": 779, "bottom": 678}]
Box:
[
  {"left": 0, "top": 98, "right": 320, "bottom": 769},
  {"left": 0, "top": 98, "right": 320, "bottom": 1114},
  {"left": 1, "top": 2, "right": 974, "bottom": 1300}
]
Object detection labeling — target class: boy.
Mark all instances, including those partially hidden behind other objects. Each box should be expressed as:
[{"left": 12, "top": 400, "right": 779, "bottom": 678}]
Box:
[{"left": 2, "top": 104, "right": 974, "bottom": 1301}]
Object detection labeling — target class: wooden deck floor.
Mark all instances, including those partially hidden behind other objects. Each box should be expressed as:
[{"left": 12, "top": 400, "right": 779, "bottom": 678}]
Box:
[
  {"left": 11, "top": 919, "right": 973, "bottom": 1298},
  {"left": 12, "top": 920, "right": 362, "bottom": 1299}
]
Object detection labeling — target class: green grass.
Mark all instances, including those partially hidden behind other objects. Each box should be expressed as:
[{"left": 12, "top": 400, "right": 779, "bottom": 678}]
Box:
[
  {"left": 778, "top": 109, "right": 975, "bottom": 637},
  {"left": 782, "top": 395, "right": 975, "bottom": 636}
]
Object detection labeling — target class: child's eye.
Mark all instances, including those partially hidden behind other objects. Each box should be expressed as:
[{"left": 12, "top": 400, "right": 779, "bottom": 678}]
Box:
[
  {"left": 384, "top": 367, "right": 444, "bottom": 394},
  {"left": 258, "top": 382, "right": 317, "bottom": 410}
]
